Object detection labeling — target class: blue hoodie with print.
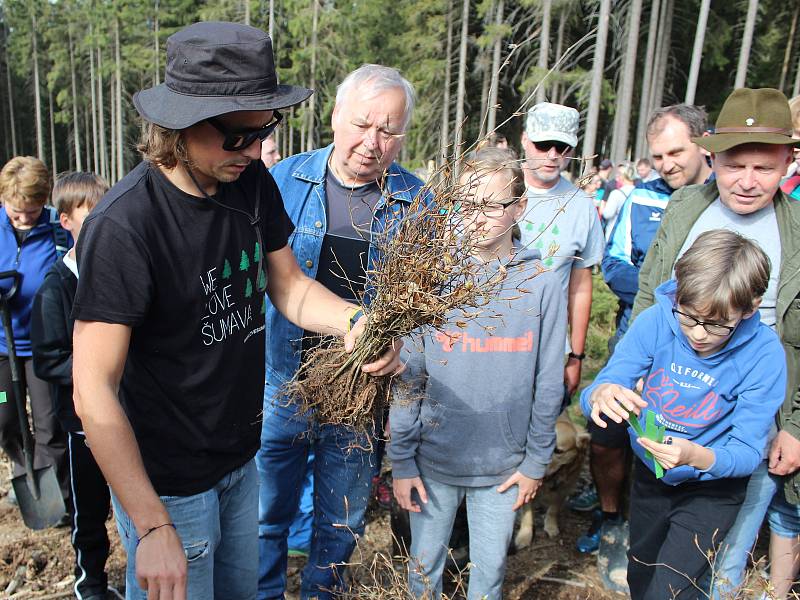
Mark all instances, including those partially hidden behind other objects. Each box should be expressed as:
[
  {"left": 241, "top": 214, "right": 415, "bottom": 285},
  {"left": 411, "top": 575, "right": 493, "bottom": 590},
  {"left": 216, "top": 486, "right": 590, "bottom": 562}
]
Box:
[{"left": 580, "top": 279, "right": 786, "bottom": 485}]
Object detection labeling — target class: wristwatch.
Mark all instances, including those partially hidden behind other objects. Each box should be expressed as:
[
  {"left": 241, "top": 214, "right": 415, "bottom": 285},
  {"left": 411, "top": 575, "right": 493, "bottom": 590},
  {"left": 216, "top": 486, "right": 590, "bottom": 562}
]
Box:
[{"left": 568, "top": 351, "right": 586, "bottom": 361}]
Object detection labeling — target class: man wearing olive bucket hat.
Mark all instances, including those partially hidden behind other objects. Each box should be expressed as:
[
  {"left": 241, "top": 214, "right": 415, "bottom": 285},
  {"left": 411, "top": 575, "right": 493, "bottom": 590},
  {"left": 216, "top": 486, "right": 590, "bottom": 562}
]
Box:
[
  {"left": 70, "top": 22, "right": 402, "bottom": 600},
  {"left": 632, "top": 88, "right": 800, "bottom": 598}
]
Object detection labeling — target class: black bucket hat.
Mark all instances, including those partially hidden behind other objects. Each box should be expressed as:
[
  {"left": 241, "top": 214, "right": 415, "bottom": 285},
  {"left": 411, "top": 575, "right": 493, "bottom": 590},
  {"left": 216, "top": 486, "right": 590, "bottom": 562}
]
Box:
[{"left": 133, "top": 21, "right": 313, "bottom": 130}]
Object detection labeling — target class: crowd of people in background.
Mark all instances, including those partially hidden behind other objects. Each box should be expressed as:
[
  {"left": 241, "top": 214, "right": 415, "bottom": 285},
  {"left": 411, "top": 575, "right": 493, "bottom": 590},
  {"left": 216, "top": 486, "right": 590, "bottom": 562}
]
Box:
[{"left": 2, "top": 19, "right": 800, "bottom": 600}]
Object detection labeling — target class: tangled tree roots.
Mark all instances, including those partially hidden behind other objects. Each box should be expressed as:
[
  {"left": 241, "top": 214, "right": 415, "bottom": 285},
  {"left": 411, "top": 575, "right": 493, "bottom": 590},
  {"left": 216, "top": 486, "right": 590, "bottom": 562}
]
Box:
[{"left": 285, "top": 340, "right": 390, "bottom": 434}]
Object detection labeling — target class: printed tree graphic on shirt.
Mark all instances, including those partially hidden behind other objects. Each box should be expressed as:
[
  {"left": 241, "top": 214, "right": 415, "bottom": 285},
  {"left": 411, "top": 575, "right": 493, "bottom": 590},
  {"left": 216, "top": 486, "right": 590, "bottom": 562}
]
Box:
[
  {"left": 244, "top": 278, "right": 253, "bottom": 298},
  {"left": 257, "top": 269, "right": 266, "bottom": 291},
  {"left": 240, "top": 250, "right": 250, "bottom": 271},
  {"left": 525, "top": 222, "right": 557, "bottom": 267},
  {"left": 261, "top": 296, "right": 267, "bottom": 315},
  {"left": 222, "top": 259, "right": 232, "bottom": 280},
  {"left": 253, "top": 242, "right": 261, "bottom": 264}
]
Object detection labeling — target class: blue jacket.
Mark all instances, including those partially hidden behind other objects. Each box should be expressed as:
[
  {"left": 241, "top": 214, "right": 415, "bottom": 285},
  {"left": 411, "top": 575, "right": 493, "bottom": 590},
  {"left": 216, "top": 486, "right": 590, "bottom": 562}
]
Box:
[
  {"left": 265, "top": 145, "right": 425, "bottom": 390},
  {"left": 0, "top": 207, "right": 72, "bottom": 356},
  {"left": 581, "top": 280, "right": 786, "bottom": 485},
  {"left": 602, "top": 178, "right": 673, "bottom": 335}
]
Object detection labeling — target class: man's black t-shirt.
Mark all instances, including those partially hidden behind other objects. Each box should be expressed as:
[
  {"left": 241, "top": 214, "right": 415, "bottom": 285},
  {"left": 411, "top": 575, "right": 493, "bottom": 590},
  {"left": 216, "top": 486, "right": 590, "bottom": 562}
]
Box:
[{"left": 73, "top": 160, "right": 294, "bottom": 496}]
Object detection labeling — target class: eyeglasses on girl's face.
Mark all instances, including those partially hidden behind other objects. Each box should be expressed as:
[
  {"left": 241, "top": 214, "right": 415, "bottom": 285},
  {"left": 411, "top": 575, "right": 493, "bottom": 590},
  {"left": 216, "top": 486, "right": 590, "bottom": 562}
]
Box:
[{"left": 207, "top": 111, "right": 283, "bottom": 152}]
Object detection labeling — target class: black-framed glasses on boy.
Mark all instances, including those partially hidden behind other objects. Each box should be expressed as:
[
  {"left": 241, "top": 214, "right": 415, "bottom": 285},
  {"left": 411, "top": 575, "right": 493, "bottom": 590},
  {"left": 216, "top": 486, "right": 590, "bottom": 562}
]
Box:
[
  {"left": 672, "top": 308, "right": 736, "bottom": 337},
  {"left": 207, "top": 110, "right": 283, "bottom": 152},
  {"left": 532, "top": 140, "right": 572, "bottom": 155}
]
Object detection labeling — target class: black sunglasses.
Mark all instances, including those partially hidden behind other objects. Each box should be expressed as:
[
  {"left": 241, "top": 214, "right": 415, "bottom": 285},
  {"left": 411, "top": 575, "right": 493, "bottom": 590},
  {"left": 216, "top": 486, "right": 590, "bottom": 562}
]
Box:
[
  {"left": 532, "top": 140, "right": 572, "bottom": 155},
  {"left": 207, "top": 111, "right": 283, "bottom": 152}
]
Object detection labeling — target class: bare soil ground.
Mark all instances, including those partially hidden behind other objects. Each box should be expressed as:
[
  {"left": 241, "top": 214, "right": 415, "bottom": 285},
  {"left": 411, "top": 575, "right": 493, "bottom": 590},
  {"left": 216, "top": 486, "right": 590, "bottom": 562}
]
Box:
[{"left": 0, "top": 463, "right": 619, "bottom": 600}]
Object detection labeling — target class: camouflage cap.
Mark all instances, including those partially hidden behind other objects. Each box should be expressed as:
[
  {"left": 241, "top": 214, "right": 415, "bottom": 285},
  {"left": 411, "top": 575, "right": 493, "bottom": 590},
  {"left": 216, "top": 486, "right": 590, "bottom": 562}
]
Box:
[{"left": 525, "top": 102, "right": 579, "bottom": 148}]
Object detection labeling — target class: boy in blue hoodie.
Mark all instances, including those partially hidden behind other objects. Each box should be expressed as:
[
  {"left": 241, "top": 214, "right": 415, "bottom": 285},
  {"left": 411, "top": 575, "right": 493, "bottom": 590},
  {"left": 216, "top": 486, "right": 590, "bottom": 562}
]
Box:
[
  {"left": 389, "top": 148, "right": 567, "bottom": 600},
  {"left": 581, "top": 229, "right": 786, "bottom": 599}
]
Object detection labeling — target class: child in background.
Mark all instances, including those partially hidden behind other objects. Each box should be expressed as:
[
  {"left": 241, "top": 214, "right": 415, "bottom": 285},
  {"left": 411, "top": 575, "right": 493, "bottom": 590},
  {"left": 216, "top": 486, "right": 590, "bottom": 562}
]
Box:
[
  {"left": 581, "top": 229, "right": 786, "bottom": 599},
  {"left": 389, "top": 147, "right": 567, "bottom": 600},
  {"left": 0, "top": 156, "right": 70, "bottom": 508},
  {"left": 30, "top": 172, "right": 113, "bottom": 600}
]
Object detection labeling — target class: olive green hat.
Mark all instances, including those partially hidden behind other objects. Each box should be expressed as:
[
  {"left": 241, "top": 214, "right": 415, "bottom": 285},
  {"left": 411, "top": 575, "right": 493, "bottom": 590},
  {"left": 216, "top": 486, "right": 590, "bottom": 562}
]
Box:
[{"left": 692, "top": 88, "right": 800, "bottom": 153}]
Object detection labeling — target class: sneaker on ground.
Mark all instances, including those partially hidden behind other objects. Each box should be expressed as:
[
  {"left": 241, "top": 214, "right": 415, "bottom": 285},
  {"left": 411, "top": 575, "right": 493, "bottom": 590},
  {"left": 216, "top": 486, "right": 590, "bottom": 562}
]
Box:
[
  {"left": 567, "top": 485, "right": 599, "bottom": 512},
  {"left": 576, "top": 508, "right": 603, "bottom": 554}
]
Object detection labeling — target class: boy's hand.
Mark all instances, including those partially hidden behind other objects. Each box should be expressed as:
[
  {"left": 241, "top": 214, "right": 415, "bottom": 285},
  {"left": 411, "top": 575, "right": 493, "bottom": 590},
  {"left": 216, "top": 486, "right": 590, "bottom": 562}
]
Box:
[
  {"left": 343, "top": 316, "right": 405, "bottom": 377},
  {"left": 393, "top": 476, "right": 428, "bottom": 513},
  {"left": 135, "top": 524, "right": 187, "bottom": 600},
  {"left": 497, "top": 471, "right": 542, "bottom": 511},
  {"left": 590, "top": 383, "right": 647, "bottom": 428},
  {"left": 637, "top": 436, "right": 714, "bottom": 471}
]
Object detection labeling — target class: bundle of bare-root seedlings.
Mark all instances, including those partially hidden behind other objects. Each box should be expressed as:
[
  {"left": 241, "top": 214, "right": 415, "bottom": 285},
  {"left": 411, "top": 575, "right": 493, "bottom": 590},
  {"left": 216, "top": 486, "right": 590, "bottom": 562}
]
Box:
[{"left": 285, "top": 162, "right": 514, "bottom": 436}]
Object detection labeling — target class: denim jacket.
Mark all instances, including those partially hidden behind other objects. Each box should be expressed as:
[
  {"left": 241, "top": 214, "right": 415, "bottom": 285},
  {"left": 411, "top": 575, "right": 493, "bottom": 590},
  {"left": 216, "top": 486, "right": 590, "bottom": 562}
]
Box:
[{"left": 265, "top": 144, "right": 425, "bottom": 386}]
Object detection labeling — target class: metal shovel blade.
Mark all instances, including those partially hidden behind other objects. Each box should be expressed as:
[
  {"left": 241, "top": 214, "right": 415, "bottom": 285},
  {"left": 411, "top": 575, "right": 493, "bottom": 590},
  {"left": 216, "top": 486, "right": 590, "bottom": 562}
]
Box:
[{"left": 11, "top": 464, "right": 66, "bottom": 530}]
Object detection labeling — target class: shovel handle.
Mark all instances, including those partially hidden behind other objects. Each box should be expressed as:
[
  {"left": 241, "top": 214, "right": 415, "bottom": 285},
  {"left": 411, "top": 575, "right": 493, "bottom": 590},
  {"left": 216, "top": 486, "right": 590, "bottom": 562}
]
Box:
[
  {"left": 0, "top": 270, "right": 20, "bottom": 303},
  {"left": 0, "top": 271, "right": 37, "bottom": 494}
]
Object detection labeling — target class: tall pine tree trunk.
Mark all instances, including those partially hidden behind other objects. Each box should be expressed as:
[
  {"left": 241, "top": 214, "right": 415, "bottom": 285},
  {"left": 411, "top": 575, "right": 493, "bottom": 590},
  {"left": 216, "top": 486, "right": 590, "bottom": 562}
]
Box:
[
  {"left": 244, "top": 0, "right": 250, "bottom": 25},
  {"left": 794, "top": 50, "right": 800, "bottom": 98},
  {"left": 109, "top": 77, "right": 116, "bottom": 184},
  {"left": 649, "top": 0, "right": 672, "bottom": 114},
  {"left": 685, "top": 0, "right": 710, "bottom": 104},
  {"left": 4, "top": 21, "right": 17, "bottom": 156},
  {"left": 780, "top": 4, "right": 798, "bottom": 92},
  {"left": 115, "top": 14, "right": 123, "bottom": 180},
  {"left": 98, "top": 47, "right": 108, "bottom": 182},
  {"left": 552, "top": 6, "right": 566, "bottom": 102},
  {"left": 153, "top": 0, "right": 160, "bottom": 85},
  {"left": 48, "top": 89, "right": 57, "bottom": 176},
  {"left": 535, "top": 0, "right": 551, "bottom": 103},
  {"left": 68, "top": 25, "right": 82, "bottom": 171},
  {"left": 31, "top": 10, "right": 45, "bottom": 161},
  {"left": 440, "top": 0, "right": 454, "bottom": 164},
  {"left": 611, "top": 0, "right": 642, "bottom": 162},
  {"left": 486, "top": 0, "right": 503, "bottom": 134},
  {"left": 89, "top": 31, "right": 99, "bottom": 174},
  {"left": 84, "top": 103, "right": 91, "bottom": 171},
  {"left": 306, "top": 0, "right": 318, "bottom": 151},
  {"left": 582, "top": 0, "right": 611, "bottom": 168},
  {"left": 453, "top": 0, "right": 470, "bottom": 171},
  {"left": 269, "top": 0, "right": 274, "bottom": 39},
  {"left": 734, "top": 0, "right": 759, "bottom": 89},
  {"left": 634, "top": 0, "right": 660, "bottom": 159}
]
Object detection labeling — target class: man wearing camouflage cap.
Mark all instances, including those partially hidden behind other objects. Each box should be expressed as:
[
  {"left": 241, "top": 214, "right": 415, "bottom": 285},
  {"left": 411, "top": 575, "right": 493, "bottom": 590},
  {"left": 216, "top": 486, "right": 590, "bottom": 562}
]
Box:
[
  {"left": 633, "top": 87, "right": 800, "bottom": 598},
  {"left": 518, "top": 102, "right": 605, "bottom": 399}
]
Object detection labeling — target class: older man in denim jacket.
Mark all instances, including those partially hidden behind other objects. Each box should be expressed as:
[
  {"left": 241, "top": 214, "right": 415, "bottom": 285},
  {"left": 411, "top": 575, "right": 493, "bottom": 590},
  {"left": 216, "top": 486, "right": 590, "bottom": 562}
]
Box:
[{"left": 257, "top": 64, "right": 425, "bottom": 600}]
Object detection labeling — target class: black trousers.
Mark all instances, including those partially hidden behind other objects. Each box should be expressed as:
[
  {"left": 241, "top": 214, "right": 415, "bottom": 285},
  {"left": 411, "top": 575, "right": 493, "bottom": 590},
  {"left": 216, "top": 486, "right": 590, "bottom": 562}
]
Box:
[
  {"left": 68, "top": 432, "right": 111, "bottom": 597},
  {"left": 0, "top": 355, "right": 68, "bottom": 498},
  {"left": 628, "top": 460, "right": 748, "bottom": 600}
]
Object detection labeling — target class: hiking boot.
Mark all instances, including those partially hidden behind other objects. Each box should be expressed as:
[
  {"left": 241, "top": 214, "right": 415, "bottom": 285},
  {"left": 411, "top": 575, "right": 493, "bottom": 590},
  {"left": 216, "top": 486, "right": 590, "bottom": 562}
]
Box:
[
  {"left": 567, "top": 484, "right": 599, "bottom": 512},
  {"left": 576, "top": 508, "right": 603, "bottom": 554}
]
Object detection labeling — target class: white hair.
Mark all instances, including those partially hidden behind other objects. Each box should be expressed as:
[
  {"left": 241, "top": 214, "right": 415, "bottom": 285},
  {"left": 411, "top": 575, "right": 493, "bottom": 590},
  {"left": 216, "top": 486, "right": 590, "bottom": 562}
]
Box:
[{"left": 335, "top": 64, "right": 416, "bottom": 131}]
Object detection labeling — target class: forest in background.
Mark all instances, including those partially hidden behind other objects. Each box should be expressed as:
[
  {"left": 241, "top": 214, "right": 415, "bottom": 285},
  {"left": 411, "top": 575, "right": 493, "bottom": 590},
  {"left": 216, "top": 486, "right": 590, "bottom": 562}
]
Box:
[{"left": 1, "top": 0, "right": 799, "bottom": 184}]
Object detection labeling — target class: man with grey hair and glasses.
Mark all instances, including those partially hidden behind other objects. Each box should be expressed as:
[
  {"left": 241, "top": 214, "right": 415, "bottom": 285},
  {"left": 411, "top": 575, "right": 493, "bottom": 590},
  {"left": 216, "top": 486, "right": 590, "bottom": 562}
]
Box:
[{"left": 257, "top": 64, "right": 424, "bottom": 600}]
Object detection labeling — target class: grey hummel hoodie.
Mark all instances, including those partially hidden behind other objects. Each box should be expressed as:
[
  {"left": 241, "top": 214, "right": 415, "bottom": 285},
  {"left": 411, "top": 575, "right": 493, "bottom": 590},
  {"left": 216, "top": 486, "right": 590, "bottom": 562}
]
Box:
[{"left": 388, "top": 247, "right": 568, "bottom": 487}]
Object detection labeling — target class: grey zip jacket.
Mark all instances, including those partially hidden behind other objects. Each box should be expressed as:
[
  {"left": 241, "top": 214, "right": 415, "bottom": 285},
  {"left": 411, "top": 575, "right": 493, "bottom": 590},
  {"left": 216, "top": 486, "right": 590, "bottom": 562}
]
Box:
[{"left": 388, "top": 247, "right": 568, "bottom": 486}]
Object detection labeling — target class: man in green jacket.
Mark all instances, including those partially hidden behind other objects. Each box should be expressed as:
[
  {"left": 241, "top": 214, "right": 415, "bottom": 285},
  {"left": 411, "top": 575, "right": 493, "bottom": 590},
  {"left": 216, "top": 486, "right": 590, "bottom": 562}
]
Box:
[{"left": 633, "top": 87, "right": 800, "bottom": 598}]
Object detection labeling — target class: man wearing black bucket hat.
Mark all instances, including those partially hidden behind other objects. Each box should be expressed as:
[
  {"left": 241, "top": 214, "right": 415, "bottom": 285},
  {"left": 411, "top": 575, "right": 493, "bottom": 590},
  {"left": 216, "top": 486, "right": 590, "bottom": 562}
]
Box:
[
  {"left": 632, "top": 88, "right": 800, "bottom": 598},
  {"left": 70, "top": 22, "right": 402, "bottom": 600}
]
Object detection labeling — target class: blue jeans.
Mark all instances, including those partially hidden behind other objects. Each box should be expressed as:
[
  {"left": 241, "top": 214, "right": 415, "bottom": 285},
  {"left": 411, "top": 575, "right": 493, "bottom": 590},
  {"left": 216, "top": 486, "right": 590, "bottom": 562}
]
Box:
[
  {"left": 112, "top": 459, "right": 259, "bottom": 600},
  {"left": 256, "top": 384, "right": 374, "bottom": 600},
  {"left": 709, "top": 460, "right": 777, "bottom": 598},
  {"left": 287, "top": 449, "right": 314, "bottom": 552},
  {"left": 408, "top": 476, "right": 517, "bottom": 600}
]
